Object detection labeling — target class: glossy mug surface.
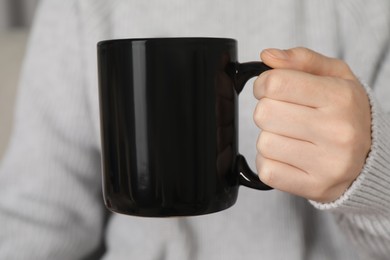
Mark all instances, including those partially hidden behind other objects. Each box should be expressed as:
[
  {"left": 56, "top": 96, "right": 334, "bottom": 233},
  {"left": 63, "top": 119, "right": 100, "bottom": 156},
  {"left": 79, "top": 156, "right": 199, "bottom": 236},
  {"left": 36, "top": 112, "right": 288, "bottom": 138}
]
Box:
[{"left": 97, "top": 37, "right": 271, "bottom": 217}]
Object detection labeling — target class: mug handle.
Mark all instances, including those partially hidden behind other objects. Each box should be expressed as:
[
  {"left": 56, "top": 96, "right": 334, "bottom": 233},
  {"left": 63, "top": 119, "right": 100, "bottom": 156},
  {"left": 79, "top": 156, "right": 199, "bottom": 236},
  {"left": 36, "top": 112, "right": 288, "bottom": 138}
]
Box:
[{"left": 232, "top": 61, "right": 273, "bottom": 190}]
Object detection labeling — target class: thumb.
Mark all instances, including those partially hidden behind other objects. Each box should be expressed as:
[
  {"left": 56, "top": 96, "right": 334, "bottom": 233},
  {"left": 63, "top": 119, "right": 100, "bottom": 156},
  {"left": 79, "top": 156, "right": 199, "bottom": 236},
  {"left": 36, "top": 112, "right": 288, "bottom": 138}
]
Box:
[{"left": 260, "top": 47, "right": 356, "bottom": 80}]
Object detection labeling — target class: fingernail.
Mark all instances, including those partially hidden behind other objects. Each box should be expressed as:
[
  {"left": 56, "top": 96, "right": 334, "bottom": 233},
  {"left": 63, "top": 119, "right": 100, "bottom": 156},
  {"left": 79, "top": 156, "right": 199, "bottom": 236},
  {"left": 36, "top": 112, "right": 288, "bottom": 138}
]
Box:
[{"left": 263, "top": 48, "right": 289, "bottom": 60}]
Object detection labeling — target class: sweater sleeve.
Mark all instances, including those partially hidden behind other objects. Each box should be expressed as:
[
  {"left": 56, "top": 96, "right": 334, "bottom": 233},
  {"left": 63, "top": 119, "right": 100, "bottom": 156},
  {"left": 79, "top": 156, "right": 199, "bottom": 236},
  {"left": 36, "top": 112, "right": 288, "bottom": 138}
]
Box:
[
  {"left": 0, "top": 0, "right": 106, "bottom": 259},
  {"left": 310, "top": 1, "right": 390, "bottom": 258}
]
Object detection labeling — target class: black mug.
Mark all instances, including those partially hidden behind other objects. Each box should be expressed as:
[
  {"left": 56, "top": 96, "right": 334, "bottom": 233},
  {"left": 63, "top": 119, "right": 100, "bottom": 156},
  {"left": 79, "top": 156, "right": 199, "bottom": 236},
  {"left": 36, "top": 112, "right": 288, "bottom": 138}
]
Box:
[{"left": 97, "top": 37, "right": 272, "bottom": 217}]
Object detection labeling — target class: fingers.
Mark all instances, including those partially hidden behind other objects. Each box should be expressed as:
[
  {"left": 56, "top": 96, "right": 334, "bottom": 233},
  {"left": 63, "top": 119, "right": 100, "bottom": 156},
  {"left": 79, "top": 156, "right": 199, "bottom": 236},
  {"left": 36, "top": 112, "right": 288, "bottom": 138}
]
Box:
[
  {"left": 253, "top": 69, "right": 347, "bottom": 108},
  {"left": 256, "top": 153, "right": 314, "bottom": 198},
  {"left": 252, "top": 47, "right": 371, "bottom": 202},
  {"left": 253, "top": 98, "right": 319, "bottom": 143},
  {"left": 256, "top": 152, "right": 352, "bottom": 202},
  {"left": 256, "top": 131, "right": 318, "bottom": 172},
  {"left": 260, "top": 47, "right": 356, "bottom": 80}
]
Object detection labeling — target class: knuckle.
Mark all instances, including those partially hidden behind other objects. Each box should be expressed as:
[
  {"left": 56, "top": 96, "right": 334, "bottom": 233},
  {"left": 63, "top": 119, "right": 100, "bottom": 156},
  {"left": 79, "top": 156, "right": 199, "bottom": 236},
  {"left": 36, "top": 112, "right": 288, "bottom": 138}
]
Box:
[
  {"left": 257, "top": 131, "right": 272, "bottom": 157},
  {"left": 300, "top": 47, "right": 316, "bottom": 61},
  {"left": 253, "top": 99, "right": 271, "bottom": 128},
  {"left": 334, "top": 59, "right": 352, "bottom": 75},
  {"left": 330, "top": 58, "right": 356, "bottom": 80},
  {"left": 291, "top": 47, "right": 317, "bottom": 67},
  {"left": 262, "top": 71, "right": 284, "bottom": 98},
  {"left": 253, "top": 75, "right": 264, "bottom": 99},
  {"left": 291, "top": 47, "right": 311, "bottom": 57}
]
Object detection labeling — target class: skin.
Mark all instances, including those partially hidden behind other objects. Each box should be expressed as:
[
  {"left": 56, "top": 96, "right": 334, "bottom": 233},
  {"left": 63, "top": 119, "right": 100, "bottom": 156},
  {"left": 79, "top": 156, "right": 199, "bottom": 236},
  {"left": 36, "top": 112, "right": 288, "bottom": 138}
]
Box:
[{"left": 253, "top": 47, "right": 372, "bottom": 203}]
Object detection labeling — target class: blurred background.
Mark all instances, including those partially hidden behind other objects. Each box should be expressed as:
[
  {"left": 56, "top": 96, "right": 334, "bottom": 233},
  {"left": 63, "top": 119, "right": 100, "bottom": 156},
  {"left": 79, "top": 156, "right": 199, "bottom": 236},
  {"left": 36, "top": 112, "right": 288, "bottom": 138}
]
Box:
[{"left": 0, "top": 0, "right": 39, "bottom": 159}]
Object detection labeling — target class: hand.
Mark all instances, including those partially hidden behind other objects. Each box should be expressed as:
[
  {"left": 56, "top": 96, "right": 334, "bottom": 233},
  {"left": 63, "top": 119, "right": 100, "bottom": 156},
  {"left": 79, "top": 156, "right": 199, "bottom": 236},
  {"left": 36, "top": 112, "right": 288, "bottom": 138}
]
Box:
[{"left": 253, "top": 47, "right": 372, "bottom": 203}]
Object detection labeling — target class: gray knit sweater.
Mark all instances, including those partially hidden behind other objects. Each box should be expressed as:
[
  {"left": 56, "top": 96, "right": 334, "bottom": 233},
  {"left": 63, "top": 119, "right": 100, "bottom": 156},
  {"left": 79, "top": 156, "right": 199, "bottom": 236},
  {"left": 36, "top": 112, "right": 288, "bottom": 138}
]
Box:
[{"left": 1, "top": 0, "right": 390, "bottom": 259}]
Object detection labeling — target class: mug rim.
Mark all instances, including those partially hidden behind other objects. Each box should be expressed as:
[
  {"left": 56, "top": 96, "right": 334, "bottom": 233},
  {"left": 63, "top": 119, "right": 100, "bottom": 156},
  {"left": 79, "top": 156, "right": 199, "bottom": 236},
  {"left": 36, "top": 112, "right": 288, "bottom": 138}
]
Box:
[{"left": 97, "top": 37, "right": 237, "bottom": 47}]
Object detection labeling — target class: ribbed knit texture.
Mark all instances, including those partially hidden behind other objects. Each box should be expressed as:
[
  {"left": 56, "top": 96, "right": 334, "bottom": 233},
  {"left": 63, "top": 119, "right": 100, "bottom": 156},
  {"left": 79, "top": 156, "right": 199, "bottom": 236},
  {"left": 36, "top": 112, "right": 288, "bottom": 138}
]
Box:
[{"left": 1, "top": 0, "right": 390, "bottom": 259}]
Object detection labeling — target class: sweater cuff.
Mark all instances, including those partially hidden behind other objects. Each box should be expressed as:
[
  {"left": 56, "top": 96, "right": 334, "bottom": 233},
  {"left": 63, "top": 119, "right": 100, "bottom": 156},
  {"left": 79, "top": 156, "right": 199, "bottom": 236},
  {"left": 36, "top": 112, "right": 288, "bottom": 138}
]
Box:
[{"left": 310, "top": 85, "right": 390, "bottom": 213}]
